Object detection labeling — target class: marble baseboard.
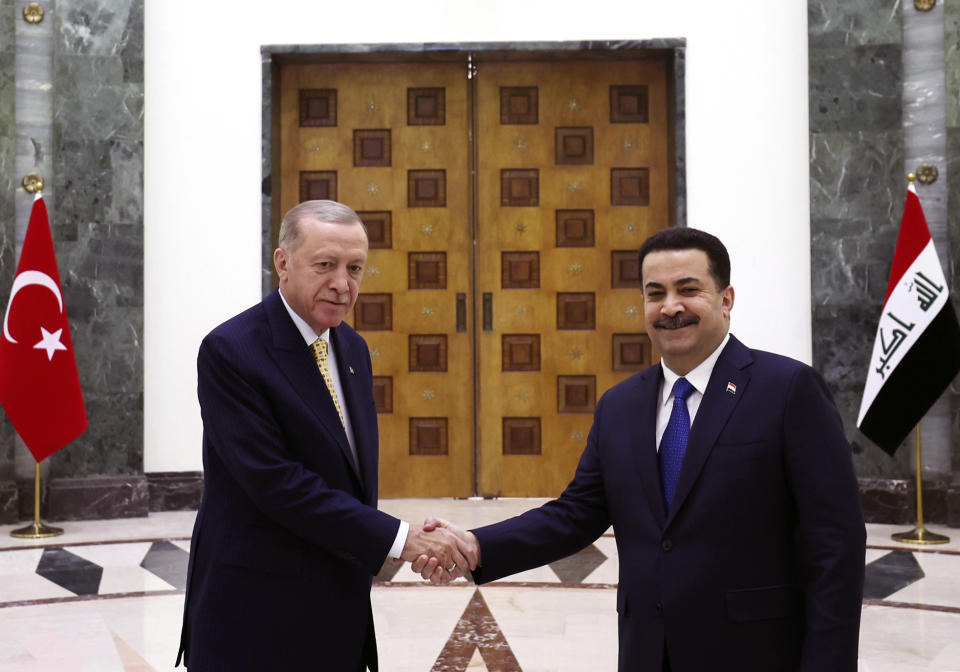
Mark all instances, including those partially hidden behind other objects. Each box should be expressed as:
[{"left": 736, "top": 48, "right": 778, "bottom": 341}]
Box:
[
  {"left": 949, "top": 484, "right": 960, "bottom": 529},
  {"left": 6, "top": 475, "right": 960, "bottom": 526},
  {"left": 0, "top": 480, "right": 17, "bottom": 524},
  {"left": 10, "top": 473, "right": 200, "bottom": 522},
  {"left": 859, "top": 477, "right": 959, "bottom": 527},
  {"left": 860, "top": 477, "right": 915, "bottom": 525},
  {"left": 145, "top": 471, "right": 203, "bottom": 512},
  {"left": 44, "top": 475, "right": 149, "bottom": 521}
]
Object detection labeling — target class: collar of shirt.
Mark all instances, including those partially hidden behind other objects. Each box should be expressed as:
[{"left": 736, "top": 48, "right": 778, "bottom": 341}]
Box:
[
  {"left": 659, "top": 332, "right": 731, "bottom": 410},
  {"left": 278, "top": 289, "right": 331, "bottom": 347}
]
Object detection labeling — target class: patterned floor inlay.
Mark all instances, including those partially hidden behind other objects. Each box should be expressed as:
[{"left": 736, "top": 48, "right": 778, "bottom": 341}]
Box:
[
  {"left": 112, "top": 632, "right": 156, "bottom": 672},
  {"left": 376, "top": 557, "right": 405, "bottom": 582},
  {"left": 430, "top": 589, "right": 521, "bottom": 672},
  {"left": 36, "top": 547, "right": 103, "bottom": 596},
  {"left": 864, "top": 550, "right": 925, "bottom": 600},
  {"left": 549, "top": 543, "right": 607, "bottom": 583},
  {"left": 139, "top": 540, "right": 189, "bottom": 590},
  {"left": 0, "top": 512, "right": 958, "bottom": 671}
]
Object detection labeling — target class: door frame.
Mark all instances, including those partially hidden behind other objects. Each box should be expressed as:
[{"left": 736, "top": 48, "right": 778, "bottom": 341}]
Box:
[{"left": 260, "top": 40, "right": 687, "bottom": 495}]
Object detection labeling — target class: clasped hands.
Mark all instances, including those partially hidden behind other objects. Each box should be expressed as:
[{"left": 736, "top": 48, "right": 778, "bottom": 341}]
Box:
[{"left": 399, "top": 517, "right": 479, "bottom": 585}]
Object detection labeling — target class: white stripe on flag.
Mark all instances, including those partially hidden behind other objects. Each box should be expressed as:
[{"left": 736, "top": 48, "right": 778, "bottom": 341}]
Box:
[{"left": 857, "top": 239, "right": 950, "bottom": 426}]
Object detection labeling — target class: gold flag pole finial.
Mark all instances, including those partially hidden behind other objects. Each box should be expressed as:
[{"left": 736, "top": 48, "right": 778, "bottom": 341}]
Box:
[
  {"left": 891, "top": 423, "right": 949, "bottom": 545},
  {"left": 22, "top": 173, "right": 44, "bottom": 194},
  {"left": 907, "top": 172, "right": 916, "bottom": 185},
  {"left": 11, "top": 463, "right": 64, "bottom": 538}
]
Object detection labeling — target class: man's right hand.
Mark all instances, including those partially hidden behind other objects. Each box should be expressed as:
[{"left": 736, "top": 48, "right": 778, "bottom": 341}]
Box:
[
  {"left": 410, "top": 517, "right": 480, "bottom": 585},
  {"left": 401, "top": 523, "right": 477, "bottom": 583}
]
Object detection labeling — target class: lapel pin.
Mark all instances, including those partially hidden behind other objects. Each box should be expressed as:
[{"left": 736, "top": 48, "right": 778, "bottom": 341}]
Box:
[
  {"left": 349, "top": 366, "right": 355, "bottom": 375},
  {"left": 726, "top": 382, "right": 737, "bottom": 395}
]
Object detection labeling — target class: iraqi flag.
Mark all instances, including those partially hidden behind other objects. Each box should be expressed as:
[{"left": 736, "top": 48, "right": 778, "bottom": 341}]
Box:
[
  {"left": 0, "top": 193, "right": 87, "bottom": 462},
  {"left": 857, "top": 183, "right": 960, "bottom": 455}
]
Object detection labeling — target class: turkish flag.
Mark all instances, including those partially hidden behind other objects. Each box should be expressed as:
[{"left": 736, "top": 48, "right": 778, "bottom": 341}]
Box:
[{"left": 0, "top": 194, "right": 87, "bottom": 461}]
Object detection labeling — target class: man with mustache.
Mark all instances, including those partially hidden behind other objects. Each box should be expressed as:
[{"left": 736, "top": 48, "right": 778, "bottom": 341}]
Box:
[
  {"left": 177, "top": 200, "right": 477, "bottom": 671},
  {"left": 420, "top": 227, "right": 865, "bottom": 671}
]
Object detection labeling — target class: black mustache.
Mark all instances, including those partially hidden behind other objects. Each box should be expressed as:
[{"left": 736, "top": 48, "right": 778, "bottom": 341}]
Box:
[{"left": 653, "top": 315, "right": 700, "bottom": 330}]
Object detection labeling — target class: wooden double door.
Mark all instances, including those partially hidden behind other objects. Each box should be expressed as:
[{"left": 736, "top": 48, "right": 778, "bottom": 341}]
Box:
[{"left": 277, "top": 52, "right": 672, "bottom": 497}]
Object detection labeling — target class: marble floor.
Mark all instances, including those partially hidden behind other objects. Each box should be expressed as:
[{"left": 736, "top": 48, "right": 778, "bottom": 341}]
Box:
[{"left": 1, "top": 500, "right": 959, "bottom": 671}]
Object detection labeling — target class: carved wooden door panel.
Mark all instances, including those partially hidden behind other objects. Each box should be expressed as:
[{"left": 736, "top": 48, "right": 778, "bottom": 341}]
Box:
[
  {"left": 475, "top": 59, "right": 670, "bottom": 496},
  {"left": 278, "top": 54, "right": 671, "bottom": 497},
  {"left": 280, "top": 62, "right": 474, "bottom": 497}
]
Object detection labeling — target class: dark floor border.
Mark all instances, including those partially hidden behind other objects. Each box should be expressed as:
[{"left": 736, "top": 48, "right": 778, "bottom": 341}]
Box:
[
  {"left": 861, "top": 598, "right": 960, "bottom": 615},
  {"left": 0, "top": 536, "right": 190, "bottom": 553},
  {"left": 4, "top": 585, "right": 956, "bottom": 616},
  {"left": 0, "top": 589, "right": 183, "bottom": 610}
]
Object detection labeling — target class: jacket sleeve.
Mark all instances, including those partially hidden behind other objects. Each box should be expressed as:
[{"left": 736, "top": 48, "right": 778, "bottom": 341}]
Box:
[
  {"left": 198, "top": 333, "right": 400, "bottom": 575},
  {"left": 782, "top": 365, "right": 866, "bottom": 671}
]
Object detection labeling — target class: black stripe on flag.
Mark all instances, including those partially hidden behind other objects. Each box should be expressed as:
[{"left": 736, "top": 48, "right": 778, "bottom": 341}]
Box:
[{"left": 859, "top": 301, "right": 960, "bottom": 454}]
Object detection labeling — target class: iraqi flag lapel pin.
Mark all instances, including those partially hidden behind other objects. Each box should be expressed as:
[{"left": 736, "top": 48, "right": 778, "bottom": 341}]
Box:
[{"left": 726, "top": 381, "right": 737, "bottom": 395}]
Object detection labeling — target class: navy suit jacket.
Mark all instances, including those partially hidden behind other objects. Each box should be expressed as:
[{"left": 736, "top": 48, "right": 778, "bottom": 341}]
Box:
[
  {"left": 472, "top": 335, "right": 866, "bottom": 671},
  {"left": 177, "top": 289, "right": 400, "bottom": 671}
]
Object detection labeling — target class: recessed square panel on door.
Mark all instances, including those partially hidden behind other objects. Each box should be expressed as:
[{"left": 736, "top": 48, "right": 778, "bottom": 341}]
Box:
[
  {"left": 279, "top": 61, "right": 472, "bottom": 497},
  {"left": 475, "top": 58, "right": 671, "bottom": 497}
]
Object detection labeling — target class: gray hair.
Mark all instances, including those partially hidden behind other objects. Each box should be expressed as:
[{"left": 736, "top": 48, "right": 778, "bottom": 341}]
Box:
[{"left": 278, "top": 200, "right": 365, "bottom": 251}]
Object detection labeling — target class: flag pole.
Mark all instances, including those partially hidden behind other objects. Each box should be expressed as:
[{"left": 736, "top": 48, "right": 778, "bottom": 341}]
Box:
[
  {"left": 10, "top": 463, "right": 63, "bottom": 539},
  {"left": 891, "top": 423, "right": 949, "bottom": 544}
]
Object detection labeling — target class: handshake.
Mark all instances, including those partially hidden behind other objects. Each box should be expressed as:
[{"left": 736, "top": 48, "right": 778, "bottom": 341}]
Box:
[{"left": 399, "top": 517, "right": 480, "bottom": 585}]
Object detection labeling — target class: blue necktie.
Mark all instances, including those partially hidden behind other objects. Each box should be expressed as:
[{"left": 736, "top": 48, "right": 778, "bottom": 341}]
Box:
[{"left": 660, "top": 377, "right": 694, "bottom": 511}]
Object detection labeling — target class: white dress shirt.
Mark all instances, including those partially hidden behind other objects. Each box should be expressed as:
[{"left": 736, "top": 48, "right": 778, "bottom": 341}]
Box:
[
  {"left": 655, "top": 333, "right": 731, "bottom": 450},
  {"left": 278, "top": 290, "right": 408, "bottom": 559}
]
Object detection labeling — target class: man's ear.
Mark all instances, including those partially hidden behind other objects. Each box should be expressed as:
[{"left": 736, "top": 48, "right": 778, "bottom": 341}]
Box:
[
  {"left": 721, "top": 285, "right": 734, "bottom": 318},
  {"left": 273, "top": 247, "right": 287, "bottom": 279}
]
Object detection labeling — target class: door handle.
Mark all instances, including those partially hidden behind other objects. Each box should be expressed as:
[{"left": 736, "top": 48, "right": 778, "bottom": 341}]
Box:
[
  {"left": 482, "top": 292, "right": 492, "bottom": 331},
  {"left": 456, "top": 293, "right": 466, "bottom": 332}
]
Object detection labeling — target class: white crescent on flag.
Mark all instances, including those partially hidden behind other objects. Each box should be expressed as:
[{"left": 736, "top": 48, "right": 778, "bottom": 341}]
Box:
[{"left": 2, "top": 269, "right": 64, "bottom": 344}]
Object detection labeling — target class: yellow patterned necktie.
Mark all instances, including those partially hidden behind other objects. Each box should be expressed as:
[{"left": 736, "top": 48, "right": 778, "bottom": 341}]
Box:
[{"left": 311, "top": 338, "right": 345, "bottom": 427}]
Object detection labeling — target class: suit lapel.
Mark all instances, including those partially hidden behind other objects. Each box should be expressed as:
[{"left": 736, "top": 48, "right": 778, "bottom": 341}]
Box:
[
  {"left": 630, "top": 366, "right": 668, "bottom": 528},
  {"left": 263, "top": 291, "right": 362, "bottom": 488},
  {"left": 665, "top": 336, "right": 753, "bottom": 526},
  {"left": 329, "top": 326, "right": 375, "bottom": 498}
]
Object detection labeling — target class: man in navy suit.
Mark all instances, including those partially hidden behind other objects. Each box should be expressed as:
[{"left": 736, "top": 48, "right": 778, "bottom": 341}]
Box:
[
  {"left": 420, "top": 227, "right": 865, "bottom": 671},
  {"left": 177, "top": 200, "right": 476, "bottom": 671}
]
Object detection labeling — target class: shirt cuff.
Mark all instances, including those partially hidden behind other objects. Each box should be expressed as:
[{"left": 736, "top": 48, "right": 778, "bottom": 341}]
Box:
[{"left": 387, "top": 520, "right": 410, "bottom": 559}]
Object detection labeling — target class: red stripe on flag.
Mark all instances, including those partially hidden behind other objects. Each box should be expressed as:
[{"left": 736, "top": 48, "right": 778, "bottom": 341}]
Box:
[{"left": 883, "top": 188, "right": 931, "bottom": 306}]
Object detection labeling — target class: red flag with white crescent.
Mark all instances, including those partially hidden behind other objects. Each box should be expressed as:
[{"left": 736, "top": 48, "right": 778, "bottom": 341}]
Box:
[
  {"left": 0, "top": 194, "right": 87, "bottom": 461},
  {"left": 857, "top": 183, "right": 960, "bottom": 454}
]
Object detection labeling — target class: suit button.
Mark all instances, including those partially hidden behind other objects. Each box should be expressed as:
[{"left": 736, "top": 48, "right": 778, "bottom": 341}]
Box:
[
  {"left": 661, "top": 539, "right": 673, "bottom": 551},
  {"left": 655, "top": 602, "right": 663, "bottom": 615}
]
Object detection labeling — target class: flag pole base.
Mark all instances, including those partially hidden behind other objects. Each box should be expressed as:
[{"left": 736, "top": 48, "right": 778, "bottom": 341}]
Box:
[
  {"left": 10, "top": 463, "right": 64, "bottom": 539},
  {"left": 891, "top": 527, "right": 949, "bottom": 545},
  {"left": 11, "top": 521, "right": 64, "bottom": 539}
]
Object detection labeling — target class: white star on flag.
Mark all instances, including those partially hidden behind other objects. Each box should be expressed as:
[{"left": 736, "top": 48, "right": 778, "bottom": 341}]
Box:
[{"left": 33, "top": 326, "right": 67, "bottom": 361}]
